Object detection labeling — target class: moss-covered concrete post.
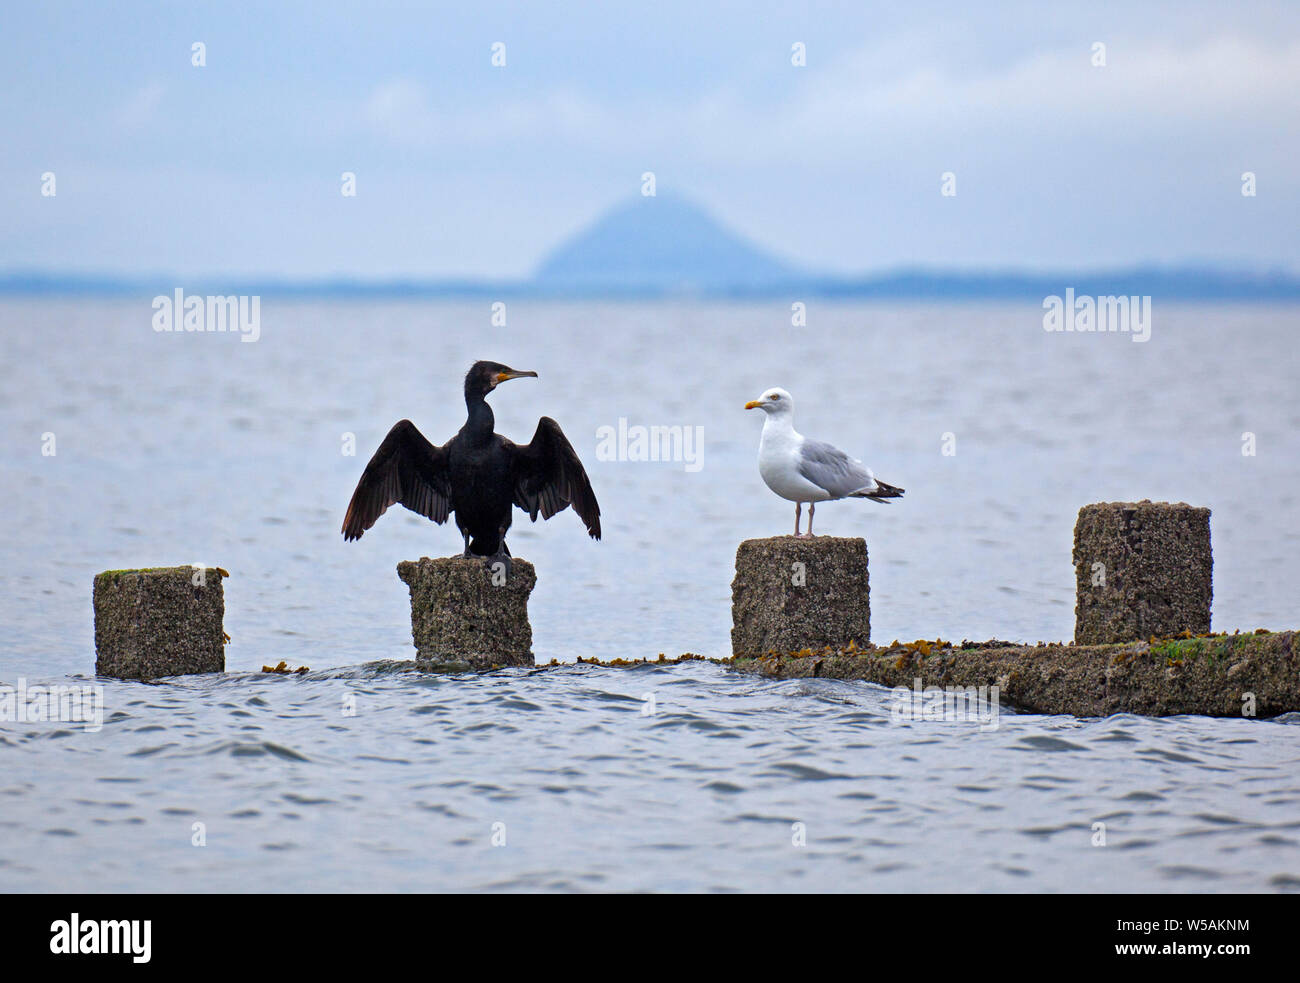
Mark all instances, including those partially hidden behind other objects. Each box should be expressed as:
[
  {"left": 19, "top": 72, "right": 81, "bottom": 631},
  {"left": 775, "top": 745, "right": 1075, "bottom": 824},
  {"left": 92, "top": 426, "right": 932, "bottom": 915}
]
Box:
[
  {"left": 93, "top": 566, "right": 227, "bottom": 680},
  {"left": 1073, "top": 501, "right": 1212, "bottom": 645},
  {"left": 731, "top": 536, "right": 870, "bottom": 656},
  {"left": 397, "top": 557, "right": 536, "bottom": 671}
]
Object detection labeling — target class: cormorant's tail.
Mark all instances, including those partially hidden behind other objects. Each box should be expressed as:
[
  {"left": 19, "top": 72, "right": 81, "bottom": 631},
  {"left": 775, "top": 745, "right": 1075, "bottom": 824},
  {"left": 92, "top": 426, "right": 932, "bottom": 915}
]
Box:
[{"left": 468, "top": 533, "right": 506, "bottom": 556}]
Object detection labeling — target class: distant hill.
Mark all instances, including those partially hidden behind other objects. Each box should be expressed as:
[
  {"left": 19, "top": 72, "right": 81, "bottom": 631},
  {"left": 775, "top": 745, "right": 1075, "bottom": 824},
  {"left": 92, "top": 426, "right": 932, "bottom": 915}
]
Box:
[
  {"left": 3, "top": 193, "right": 1299, "bottom": 299},
  {"left": 533, "top": 195, "right": 797, "bottom": 292}
]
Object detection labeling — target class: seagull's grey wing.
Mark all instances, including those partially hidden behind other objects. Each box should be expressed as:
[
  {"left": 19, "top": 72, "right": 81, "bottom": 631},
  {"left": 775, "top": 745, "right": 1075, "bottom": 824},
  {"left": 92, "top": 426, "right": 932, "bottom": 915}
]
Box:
[{"left": 798, "top": 438, "right": 878, "bottom": 498}]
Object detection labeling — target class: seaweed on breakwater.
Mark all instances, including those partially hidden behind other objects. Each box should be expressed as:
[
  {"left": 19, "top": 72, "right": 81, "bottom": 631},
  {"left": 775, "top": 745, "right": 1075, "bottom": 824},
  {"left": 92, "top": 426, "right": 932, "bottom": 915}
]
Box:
[
  {"left": 569, "top": 653, "right": 713, "bottom": 668},
  {"left": 262, "top": 661, "right": 310, "bottom": 674}
]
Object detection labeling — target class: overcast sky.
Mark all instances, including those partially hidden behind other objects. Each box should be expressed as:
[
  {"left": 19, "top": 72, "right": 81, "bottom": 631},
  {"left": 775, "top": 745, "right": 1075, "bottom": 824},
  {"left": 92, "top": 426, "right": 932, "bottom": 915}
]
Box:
[{"left": 2, "top": 1, "right": 1297, "bottom": 278}]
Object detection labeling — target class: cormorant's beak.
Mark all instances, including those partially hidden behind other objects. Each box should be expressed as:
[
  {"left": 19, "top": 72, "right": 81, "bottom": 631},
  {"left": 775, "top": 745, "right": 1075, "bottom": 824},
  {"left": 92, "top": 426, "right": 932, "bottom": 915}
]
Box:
[
  {"left": 744, "top": 400, "right": 764, "bottom": 409},
  {"left": 496, "top": 369, "right": 538, "bottom": 383}
]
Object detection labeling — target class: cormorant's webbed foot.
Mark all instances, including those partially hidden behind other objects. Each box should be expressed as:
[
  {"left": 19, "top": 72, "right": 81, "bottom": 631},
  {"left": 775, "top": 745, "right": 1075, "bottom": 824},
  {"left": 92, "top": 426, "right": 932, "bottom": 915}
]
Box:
[{"left": 484, "top": 533, "right": 512, "bottom": 576}]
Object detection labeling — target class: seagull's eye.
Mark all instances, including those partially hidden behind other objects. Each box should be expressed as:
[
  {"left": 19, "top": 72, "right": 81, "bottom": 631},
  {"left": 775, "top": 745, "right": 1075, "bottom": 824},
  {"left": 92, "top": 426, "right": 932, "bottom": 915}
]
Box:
[{"left": 769, "top": 394, "right": 780, "bottom": 400}]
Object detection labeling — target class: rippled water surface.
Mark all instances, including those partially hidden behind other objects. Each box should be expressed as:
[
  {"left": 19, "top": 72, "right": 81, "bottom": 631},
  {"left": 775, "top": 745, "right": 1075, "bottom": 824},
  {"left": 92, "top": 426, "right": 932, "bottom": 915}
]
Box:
[
  {"left": 5, "top": 664, "right": 1300, "bottom": 892},
  {"left": 2, "top": 299, "right": 1299, "bottom": 891}
]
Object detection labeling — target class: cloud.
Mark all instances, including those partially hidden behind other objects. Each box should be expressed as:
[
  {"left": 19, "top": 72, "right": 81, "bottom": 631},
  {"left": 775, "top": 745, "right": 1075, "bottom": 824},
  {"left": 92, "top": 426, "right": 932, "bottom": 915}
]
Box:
[
  {"left": 359, "top": 77, "right": 619, "bottom": 153},
  {"left": 349, "top": 35, "right": 1300, "bottom": 175},
  {"left": 364, "top": 79, "right": 437, "bottom": 142},
  {"left": 685, "top": 36, "right": 1300, "bottom": 165},
  {"left": 111, "top": 82, "right": 164, "bottom": 128}
]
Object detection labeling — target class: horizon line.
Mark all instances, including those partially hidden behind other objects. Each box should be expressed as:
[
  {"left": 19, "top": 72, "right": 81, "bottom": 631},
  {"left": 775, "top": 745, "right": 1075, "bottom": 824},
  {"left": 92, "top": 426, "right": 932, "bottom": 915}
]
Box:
[{"left": 2, "top": 264, "right": 1299, "bottom": 301}]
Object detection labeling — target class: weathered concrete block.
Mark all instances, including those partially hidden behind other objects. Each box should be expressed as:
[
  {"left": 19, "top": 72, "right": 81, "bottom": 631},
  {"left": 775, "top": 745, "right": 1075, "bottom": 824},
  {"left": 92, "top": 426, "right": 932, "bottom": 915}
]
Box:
[
  {"left": 729, "top": 632, "right": 1300, "bottom": 719},
  {"left": 93, "top": 566, "right": 226, "bottom": 680},
  {"left": 1073, "top": 501, "right": 1212, "bottom": 645},
  {"left": 397, "top": 557, "right": 536, "bottom": 671},
  {"left": 731, "top": 536, "right": 869, "bottom": 656}
]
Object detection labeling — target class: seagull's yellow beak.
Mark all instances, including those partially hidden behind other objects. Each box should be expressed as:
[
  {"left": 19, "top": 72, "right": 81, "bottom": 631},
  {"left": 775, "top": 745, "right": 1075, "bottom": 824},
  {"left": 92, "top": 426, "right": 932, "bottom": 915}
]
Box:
[
  {"left": 744, "top": 400, "right": 763, "bottom": 409},
  {"left": 496, "top": 369, "right": 538, "bottom": 383}
]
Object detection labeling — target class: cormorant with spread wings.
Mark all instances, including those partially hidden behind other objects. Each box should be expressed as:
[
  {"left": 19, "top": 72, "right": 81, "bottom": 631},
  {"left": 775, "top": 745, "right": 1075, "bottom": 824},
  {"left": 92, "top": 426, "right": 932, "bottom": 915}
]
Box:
[{"left": 342, "top": 361, "right": 601, "bottom": 565}]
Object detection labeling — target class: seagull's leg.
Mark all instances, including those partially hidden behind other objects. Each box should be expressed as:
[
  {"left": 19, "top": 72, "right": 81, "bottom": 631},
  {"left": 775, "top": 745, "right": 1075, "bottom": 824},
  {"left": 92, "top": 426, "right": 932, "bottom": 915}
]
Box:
[
  {"left": 808, "top": 502, "right": 816, "bottom": 537},
  {"left": 794, "top": 502, "right": 802, "bottom": 537}
]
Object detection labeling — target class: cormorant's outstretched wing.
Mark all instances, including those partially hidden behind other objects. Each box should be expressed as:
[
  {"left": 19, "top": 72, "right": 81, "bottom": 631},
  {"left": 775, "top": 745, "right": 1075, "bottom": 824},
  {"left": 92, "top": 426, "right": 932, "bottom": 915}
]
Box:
[
  {"left": 511, "top": 416, "right": 601, "bottom": 539},
  {"left": 342, "top": 420, "right": 451, "bottom": 540}
]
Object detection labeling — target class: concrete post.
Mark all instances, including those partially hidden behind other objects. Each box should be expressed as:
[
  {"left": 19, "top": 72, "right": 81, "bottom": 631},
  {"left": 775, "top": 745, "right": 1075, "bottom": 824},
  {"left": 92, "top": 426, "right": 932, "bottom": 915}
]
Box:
[
  {"left": 1073, "top": 501, "right": 1211, "bottom": 644},
  {"left": 93, "top": 566, "right": 226, "bottom": 680},
  {"left": 397, "top": 556, "right": 536, "bottom": 670},
  {"left": 731, "top": 536, "right": 870, "bottom": 656}
]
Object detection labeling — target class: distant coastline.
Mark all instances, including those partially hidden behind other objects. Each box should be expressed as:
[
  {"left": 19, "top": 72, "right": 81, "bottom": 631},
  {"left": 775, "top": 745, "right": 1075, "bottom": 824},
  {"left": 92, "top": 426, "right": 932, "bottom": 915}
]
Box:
[
  {"left": 8, "top": 194, "right": 1299, "bottom": 302},
  {"left": 3, "top": 267, "right": 1298, "bottom": 301}
]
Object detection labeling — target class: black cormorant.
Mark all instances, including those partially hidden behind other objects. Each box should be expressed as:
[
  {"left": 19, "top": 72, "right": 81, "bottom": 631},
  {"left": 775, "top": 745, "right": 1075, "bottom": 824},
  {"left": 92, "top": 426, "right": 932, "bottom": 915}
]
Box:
[{"left": 342, "top": 361, "right": 601, "bottom": 562}]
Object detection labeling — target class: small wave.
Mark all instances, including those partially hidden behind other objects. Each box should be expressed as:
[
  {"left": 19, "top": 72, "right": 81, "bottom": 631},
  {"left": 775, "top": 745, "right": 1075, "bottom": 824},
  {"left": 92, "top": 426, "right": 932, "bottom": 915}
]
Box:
[
  {"left": 1016, "top": 735, "right": 1088, "bottom": 752},
  {"left": 201, "top": 740, "right": 312, "bottom": 762}
]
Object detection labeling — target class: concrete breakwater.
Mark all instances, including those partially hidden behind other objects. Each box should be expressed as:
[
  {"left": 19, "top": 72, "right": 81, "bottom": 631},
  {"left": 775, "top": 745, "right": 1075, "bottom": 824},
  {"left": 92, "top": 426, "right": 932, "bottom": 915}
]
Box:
[
  {"left": 720, "top": 501, "right": 1297, "bottom": 717},
  {"left": 86, "top": 501, "right": 1299, "bottom": 718},
  {"left": 725, "top": 632, "right": 1300, "bottom": 719}
]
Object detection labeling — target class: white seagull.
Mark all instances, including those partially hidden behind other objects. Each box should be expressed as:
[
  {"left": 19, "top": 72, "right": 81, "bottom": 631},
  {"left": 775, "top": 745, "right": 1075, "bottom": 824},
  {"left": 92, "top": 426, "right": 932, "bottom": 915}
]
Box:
[{"left": 745, "top": 387, "right": 904, "bottom": 537}]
